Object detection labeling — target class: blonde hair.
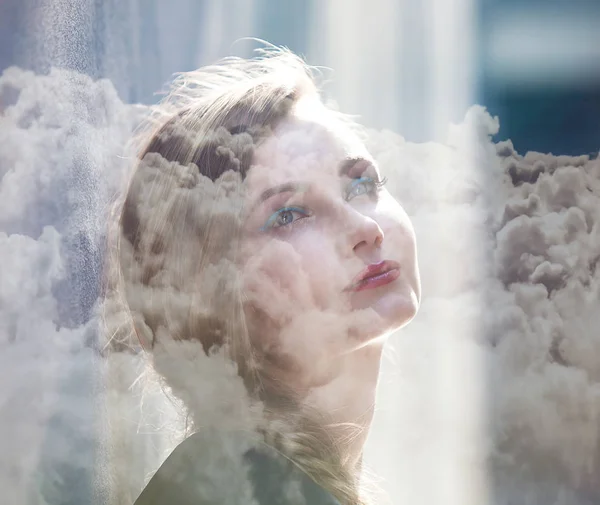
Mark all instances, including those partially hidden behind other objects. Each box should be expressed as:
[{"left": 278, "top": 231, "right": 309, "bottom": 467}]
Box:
[{"left": 103, "top": 46, "right": 375, "bottom": 505}]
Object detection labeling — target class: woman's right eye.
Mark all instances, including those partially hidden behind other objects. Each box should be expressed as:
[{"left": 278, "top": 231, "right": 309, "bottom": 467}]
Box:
[{"left": 260, "top": 206, "right": 311, "bottom": 231}]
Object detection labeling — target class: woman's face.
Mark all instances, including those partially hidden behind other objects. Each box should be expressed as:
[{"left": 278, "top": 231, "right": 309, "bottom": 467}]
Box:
[{"left": 238, "top": 103, "right": 420, "bottom": 389}]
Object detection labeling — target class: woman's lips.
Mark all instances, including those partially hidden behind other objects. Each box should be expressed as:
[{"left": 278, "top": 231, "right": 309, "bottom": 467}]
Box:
[{"left": 345, "top": 260, "right": 401, "bottom": 292}]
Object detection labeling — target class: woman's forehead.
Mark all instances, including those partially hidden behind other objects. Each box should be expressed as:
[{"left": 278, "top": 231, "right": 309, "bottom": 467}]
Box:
[{"left": 249, "top": 115, "right": 369, "bottom": 188}]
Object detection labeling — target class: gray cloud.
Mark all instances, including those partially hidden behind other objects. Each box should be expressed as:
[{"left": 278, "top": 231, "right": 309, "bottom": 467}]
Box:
[
  {"left": 365, "top": 106, "right": 600, "bottom": 504},
  {"left": 0, "top": 65, "right": 142, "bottom": 505},
  {"left": 1, "top": 65, "right": 599, "bottom": 505}
]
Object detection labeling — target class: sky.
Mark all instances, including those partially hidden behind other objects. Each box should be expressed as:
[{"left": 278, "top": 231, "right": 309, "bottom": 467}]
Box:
[{"left": 0, "top": 1, "right": 599, "bottom": 505}]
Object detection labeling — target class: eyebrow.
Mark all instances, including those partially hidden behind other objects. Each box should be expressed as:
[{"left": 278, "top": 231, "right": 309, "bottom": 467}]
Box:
[
  {"left": 256, "top": 182, "right": 308, "bottom": 204},
  {"left": 338, "top": 156, "right": 374, "bottom": 178},
  {"left": 249, "top": 181, "right": 309, "bottom": 214}
]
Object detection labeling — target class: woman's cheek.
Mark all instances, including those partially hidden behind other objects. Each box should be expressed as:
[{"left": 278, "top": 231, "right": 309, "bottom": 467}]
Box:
[
  {"left": 289, "top": 229, "right": 349, "bottom": 312},
  {"left": 381, "top": 194, "right": 415, "bottom": 239},
  {"left": 276, "top": 309, "right": 348, "bottom": 388},
  {"left": 241, "top": 236, "right": 318, "bottom": 323}
]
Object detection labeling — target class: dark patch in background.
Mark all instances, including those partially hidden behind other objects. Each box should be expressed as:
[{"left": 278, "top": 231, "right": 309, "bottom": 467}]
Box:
[
  {"left": 478, "top": 0, "right": 600, "bottom": 156},
  {"left": 484, "top": 84, "right": 600, "bottom": 156}
]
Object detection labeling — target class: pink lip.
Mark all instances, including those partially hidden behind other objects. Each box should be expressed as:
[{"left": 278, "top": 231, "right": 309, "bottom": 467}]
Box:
[{"left": 346, "top": 260, "right": 401, "bottom": 292}]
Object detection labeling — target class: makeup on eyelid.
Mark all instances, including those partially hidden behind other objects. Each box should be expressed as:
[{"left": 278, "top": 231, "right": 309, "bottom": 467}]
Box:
[
  {"left": 344, "top": 176, "right": 387, "bottom": 200},
  {"left": 260, "top": 206, "right": 311, "bottom": 231},
  {"left": 258, "top": 175, "right": 387, "bottom": 231}
]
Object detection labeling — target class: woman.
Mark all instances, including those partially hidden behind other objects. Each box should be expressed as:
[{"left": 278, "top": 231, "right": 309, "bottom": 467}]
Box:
[{"left": 106, "top": 46, "right": 421, "bottom": 505}]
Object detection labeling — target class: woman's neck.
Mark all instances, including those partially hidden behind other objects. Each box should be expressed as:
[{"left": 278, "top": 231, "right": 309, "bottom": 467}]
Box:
[{"left": 301, "top": 341, "right": 384, "bottom": 468}]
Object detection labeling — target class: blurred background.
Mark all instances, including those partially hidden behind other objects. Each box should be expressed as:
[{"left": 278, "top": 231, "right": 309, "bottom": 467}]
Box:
[
  {"left": 0, "top": 2, "right": 599, "bottom": 505},
  {"left": 1, "top": 0, "right": 599, "bottom": 156}
]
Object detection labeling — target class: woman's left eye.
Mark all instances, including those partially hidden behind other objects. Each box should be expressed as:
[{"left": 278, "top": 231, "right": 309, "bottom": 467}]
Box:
[
  {"left": 345, "top": 176, "right": 387, "bottom": 201},
  {"left": 260, "top": 206, "right": 311, "bottom": 231}
]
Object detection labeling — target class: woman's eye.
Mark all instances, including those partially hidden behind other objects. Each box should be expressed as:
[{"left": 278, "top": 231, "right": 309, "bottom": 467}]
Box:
[
  {"left": 345, "top": 176, "right": 387, "bottom": 201},
  {"left": 260, "top": 206, "right": 310, "bottom": 231}
]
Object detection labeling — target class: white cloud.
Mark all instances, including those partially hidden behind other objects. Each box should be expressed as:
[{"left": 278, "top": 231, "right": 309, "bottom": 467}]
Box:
[
  {"left": 365, "top": 106, "right": 600, "bottom": 504},
  {"left": 0, "top": 65, "right": 143, "bottom": 505},
  {"left": 1, "top": 64, "right": 599, "bottom": 505}
]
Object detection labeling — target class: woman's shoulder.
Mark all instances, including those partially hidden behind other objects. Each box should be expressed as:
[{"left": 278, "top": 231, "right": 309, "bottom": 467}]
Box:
[{"left": 133, "top": 428, "right": 341, "bottom": 505}]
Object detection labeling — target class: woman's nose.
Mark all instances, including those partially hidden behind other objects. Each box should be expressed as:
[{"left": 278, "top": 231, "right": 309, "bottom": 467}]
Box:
[{"left": 345, "top": 208, "right": 384, "bottom": 253}]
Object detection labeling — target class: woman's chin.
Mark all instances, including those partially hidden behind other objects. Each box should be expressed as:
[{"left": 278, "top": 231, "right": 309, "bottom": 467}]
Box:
[
  {"left": 345, "top": 289, "right": 419, "bottom": 348},
  {"left": 350, "top": 282, "right": 419, "bottom": 329},
  {"left": 377, "top": 289, "right": 420, "bottom": 331}
]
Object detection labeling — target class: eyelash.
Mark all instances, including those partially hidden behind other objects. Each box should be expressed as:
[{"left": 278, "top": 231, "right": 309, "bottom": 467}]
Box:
[
  {"left": 260, "top": 176, "right": 388, "bottom": 231},
  {"left": 345, "top": 176, "right": 388, "bottom": 200},
  {"left": 261, "top": 207, "right": 310, "bottom": 231}
]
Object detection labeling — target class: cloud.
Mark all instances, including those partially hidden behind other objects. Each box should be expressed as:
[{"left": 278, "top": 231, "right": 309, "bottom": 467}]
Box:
[
  {"left": 0, "top": 65, "right": 143, "bottom": 505},
  {"left": 1, "top": 63, "right": 599, "bottom": 505},
  {"left": 365, "top": 106, "right": 600, "bottom": 504}
]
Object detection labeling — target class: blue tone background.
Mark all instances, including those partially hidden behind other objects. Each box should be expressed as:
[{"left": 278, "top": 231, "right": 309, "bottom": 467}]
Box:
[
  {"left": 1, "top": 0, "right": 598, "bottom": 156},
  {"left": 0, "top": 2, "right": 598, "bottom": 504}
]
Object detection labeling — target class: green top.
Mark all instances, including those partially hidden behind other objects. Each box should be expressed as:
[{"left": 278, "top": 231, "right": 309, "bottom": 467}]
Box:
[{"left": 133, "top": 429, "right": 342, "bottom": 505}]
